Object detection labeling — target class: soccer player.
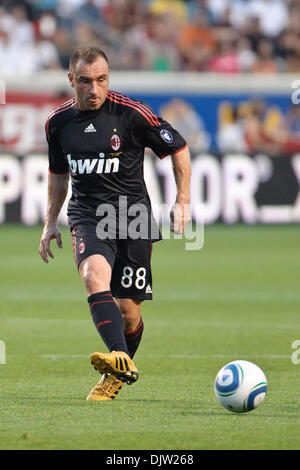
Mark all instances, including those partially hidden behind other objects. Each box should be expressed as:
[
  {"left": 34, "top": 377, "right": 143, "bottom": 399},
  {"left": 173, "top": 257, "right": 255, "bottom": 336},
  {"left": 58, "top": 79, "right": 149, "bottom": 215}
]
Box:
[{"left": 39, "top": 46, "right": 191, "bottom": 401}]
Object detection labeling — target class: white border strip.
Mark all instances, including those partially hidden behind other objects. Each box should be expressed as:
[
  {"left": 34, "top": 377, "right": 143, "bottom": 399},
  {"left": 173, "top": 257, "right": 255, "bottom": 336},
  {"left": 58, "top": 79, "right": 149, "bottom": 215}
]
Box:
[{"left": 3, "top": 71, "right": 298, "bottom": 94}]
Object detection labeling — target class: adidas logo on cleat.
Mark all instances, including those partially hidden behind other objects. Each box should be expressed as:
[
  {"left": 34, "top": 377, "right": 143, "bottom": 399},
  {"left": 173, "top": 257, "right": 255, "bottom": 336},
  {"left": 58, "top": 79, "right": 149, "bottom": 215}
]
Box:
[
  {"left": 84, "top": 123, "right": 96, "bottom": 133},
  {"left": 90, "top": 351, "right": 139, "bottom": 386},
  {"left": 115, "top": 356, "right": 130, "bottom": 371}
]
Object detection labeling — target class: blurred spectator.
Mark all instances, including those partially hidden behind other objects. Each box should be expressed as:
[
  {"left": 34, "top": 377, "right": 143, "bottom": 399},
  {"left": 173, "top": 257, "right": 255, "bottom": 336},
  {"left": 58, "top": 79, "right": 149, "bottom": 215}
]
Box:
[
  {"left": 207, "top": 0, "right": 230, "bottom": 24},
  {"left": 178, "top": 9, "right": 217, "bottom": 71},
  {"left": 217, "top": 103, "right": 249, "bottom": 153},
  {"left": 249, "top": 0, "right": 289, "bottom": 38},
  {"left": 35, "top": 0, "right": 59, "bottom": 11},
  {"left": 74, "top": 0, "right": 103, "bottom": 28},
  {"left": 186, "top": 0, "right": 214, "bottom": 24},
  {"left": 9, "top": 3, "right": 35, "bottom": 47},
  {"left": 0, "top": 31, "right": 19, "bottom": 75},
  {"left": 143, "top": 13, "right": 180, "bottom": 71},
  {"left": 208, "top": 34, "right": 241, "bottom": 74},
  {"left": 229, "top": 0, "right": 255, "bottom": 31},
  {"left": 243, "top": 100, "right": 289, "bottom": 156},
  {"left": 56, "top": 0, "right": 85, "bottom": 30},
  {"left": 149, "top": 0, "right": 188, "bottom": 25},
  {"left": 36, "top": 11, "right": 58, "bottom": 38},
  {"left": 285, "top": 50, "right": 300, "bottom": 73},
  {"left": 0, "top": 6, "right": 14, "bottom": 34},
  {"left": 237, "top": 37, "right": 256, "bottom": 72},
  {"left": 53, "top": 27, "right": 76, "bottom": 69},
  {"left": 160, "top": 98, "right": 211, "bottom": 154},
  {"left": 289, "top": 1, "right": 300, "bottom": 34},
  {"left": 251, "top": 38, "right": 279, "bottom": 73},
  {"left": 244, "top": 15, "right": 264, "bottom": 52}
]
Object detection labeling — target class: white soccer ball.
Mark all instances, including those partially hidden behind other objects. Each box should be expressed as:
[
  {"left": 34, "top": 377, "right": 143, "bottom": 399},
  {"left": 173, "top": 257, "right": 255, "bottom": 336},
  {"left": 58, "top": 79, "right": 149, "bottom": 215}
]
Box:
[{"left": 214, "top": 360, "right": 267, "bottom": 413}]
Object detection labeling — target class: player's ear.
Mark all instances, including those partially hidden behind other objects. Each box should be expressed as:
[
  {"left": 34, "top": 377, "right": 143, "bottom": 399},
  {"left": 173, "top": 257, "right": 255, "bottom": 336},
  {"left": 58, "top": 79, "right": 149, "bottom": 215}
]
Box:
[{"left": 68, "top": 72, "right": 74, "bottom": 88}]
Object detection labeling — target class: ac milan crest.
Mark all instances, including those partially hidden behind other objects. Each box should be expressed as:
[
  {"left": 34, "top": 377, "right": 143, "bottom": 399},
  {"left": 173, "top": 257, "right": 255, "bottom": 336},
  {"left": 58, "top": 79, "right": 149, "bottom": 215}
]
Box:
[
  {"left": 79, "top": 242, "right": 85, "bottom": 254},
  {"left": 110, "top": 134, "right": 121, "bottom": 151}
]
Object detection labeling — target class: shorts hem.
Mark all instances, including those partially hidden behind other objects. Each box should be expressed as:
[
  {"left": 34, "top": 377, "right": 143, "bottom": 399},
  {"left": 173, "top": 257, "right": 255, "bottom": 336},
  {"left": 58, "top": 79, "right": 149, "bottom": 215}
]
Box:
[{"left": 113, "top": 294, "right": 152, "bottom": 301}]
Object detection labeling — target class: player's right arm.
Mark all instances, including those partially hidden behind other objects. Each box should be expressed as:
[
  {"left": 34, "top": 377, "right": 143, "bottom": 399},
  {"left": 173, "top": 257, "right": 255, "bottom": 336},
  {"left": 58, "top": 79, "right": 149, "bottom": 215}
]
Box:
[
  {"left": 39, "top": 171, "right": 69, "bottom": 263},
  {"left": 39, "top": 113, "right": 70, "bottom": 263}
]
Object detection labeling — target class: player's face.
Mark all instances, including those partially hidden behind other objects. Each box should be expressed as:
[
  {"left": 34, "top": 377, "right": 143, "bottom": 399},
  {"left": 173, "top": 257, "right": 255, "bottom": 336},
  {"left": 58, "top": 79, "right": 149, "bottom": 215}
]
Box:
[{"left": 68, "top": 56, "right": 109, "bottom": 111}]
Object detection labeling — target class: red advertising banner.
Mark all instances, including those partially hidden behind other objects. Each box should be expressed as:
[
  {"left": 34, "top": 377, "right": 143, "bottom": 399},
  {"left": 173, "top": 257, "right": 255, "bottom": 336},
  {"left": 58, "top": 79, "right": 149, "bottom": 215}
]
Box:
[{"left": 0, "top": 91, "right": 72, "bottom": 153}]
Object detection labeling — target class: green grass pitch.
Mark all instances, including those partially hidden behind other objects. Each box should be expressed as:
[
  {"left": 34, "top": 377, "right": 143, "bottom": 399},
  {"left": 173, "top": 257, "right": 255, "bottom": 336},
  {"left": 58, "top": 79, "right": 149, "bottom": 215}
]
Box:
[{"left": 0, "top": 223, "right": 300, "bottom": 450}]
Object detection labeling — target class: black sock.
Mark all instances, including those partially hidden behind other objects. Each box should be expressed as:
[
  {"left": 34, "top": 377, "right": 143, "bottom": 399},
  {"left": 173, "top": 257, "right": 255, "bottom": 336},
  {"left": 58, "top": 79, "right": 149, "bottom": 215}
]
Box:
[
  {"left": 88, "top": 291, "right": 130, "bottom": 355},
  {"left": 124, "top": 316, "right": 144, "bottom": 358}
]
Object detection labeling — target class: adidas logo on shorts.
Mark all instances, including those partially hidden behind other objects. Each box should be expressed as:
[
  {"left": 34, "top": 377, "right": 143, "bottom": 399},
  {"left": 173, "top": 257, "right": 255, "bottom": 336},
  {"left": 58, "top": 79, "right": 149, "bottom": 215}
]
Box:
[{"left": 146, "top": 284, "right": 152, "bottom": 294}]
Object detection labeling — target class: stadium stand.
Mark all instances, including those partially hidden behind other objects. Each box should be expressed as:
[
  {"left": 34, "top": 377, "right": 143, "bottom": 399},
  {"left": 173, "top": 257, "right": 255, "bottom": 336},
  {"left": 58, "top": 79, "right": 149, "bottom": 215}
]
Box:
[{"left": 0, "top": 0, "right": 299, "bottom": 74}]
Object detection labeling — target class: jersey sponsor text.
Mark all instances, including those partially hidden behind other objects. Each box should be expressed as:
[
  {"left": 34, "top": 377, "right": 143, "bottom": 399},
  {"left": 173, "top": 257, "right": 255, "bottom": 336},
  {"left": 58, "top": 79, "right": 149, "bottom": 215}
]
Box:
[{"left": 67, "top": 154, "right": 120, "bottom": 175}]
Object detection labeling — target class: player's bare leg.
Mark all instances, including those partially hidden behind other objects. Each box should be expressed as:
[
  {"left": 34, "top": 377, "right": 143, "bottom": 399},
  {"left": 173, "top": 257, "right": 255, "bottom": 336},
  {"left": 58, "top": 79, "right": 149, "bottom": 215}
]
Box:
[
  {"left": 80, "top": 255, "right": 139, "bottom": 400},
  {"left": 116, "top": 298, "right": 142, "bottom": 331},
  {"left": 116, "top": 298, "right": 144, "bottom": 359},
  {"left": 79, "top": 253, "right": 111, "bottom": 295}
]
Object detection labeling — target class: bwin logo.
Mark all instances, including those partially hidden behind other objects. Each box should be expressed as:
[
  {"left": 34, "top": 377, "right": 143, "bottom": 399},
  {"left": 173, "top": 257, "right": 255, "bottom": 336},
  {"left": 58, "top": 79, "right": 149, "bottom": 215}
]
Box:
[{"left": 67, "top": 154, "right": 120, "bottom": 175}]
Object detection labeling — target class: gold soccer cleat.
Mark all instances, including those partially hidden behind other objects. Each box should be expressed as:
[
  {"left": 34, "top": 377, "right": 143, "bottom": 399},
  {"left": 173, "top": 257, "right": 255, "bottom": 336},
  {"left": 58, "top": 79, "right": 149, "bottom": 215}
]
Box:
[
  {"left": 90, "top": 350, "right": 139, "bottom": 385},
  {"left": 86, "top": 373, "right": 124, "bottom": 401}
]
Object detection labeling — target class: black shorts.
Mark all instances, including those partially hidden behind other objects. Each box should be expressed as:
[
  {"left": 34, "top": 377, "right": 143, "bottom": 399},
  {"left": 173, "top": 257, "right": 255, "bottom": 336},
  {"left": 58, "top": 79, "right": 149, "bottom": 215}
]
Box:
[{"left": 71, "top": 224, "right": 153, "bottom": 300}]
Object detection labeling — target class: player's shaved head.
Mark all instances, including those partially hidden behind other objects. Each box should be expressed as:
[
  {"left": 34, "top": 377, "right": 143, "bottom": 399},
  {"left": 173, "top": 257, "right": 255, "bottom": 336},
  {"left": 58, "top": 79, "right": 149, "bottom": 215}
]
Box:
[{"left": 69, "top": 46, "right": 109, "bottom": 72}]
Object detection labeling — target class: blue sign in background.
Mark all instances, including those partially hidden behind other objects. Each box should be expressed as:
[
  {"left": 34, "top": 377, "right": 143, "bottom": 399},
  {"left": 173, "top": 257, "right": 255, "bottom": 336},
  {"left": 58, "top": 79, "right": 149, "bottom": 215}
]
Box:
[{"left": 131, "top": 92, "right": 294, "bottom": 152}]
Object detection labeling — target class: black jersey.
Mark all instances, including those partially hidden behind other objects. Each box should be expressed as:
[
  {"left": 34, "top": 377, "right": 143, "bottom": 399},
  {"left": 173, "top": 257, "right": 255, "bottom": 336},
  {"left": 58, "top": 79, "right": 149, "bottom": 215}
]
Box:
[{"left": 46, "top": 90, "right": 187, "bottom": 239}]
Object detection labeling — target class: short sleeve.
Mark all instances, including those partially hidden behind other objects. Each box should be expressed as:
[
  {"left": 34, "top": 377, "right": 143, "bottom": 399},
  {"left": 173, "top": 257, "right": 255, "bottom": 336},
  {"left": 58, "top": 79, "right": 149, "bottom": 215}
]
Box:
[
  {"left": 132, "top": 105, "right": 187, "bottom": 159},
  {"left": 45, "top": 116, "right": 69, "bottom": 174}
]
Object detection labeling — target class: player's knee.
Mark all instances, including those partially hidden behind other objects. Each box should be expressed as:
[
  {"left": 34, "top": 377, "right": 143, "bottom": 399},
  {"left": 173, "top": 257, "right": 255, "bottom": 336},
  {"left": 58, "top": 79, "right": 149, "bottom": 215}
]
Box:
[
  {"left": 119, "top": 298, "right": 141, "bottom": 314},
  {"left": 119, "top": 299, "right": 142, "bottom": 327},
  {"left": 81, "top": 268, "right": 110, "bottom": 294},
  {"left": 79, "top": 256, "right": 111, "bottom": 294}
]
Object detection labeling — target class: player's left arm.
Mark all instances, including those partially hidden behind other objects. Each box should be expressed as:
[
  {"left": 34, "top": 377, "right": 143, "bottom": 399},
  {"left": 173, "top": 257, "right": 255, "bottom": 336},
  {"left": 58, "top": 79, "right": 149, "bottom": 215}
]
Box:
[{"left": 170, "top": 145, "right": 191, "bottom": 234}]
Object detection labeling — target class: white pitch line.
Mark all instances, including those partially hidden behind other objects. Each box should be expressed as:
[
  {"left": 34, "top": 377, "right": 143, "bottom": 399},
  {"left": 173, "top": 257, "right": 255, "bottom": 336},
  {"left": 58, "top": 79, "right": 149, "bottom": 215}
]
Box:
[
  {"left": 5, "top": 318, "right": 299, "bottom": 330},
  {"left": 3, "top": 290, "right": 300, "bottom": 302},
  {"left": 17, "top": 353, "right": 293, "bottom": 360}
]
